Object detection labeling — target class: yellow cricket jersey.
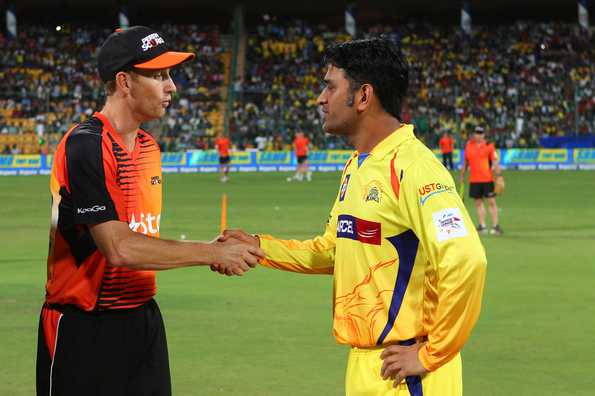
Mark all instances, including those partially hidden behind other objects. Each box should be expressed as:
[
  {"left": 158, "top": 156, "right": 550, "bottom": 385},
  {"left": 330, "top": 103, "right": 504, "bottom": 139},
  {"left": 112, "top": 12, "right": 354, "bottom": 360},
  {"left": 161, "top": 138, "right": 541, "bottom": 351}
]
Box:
[{"left": 258, "top": 124, "right": 487, "bottom": 371}]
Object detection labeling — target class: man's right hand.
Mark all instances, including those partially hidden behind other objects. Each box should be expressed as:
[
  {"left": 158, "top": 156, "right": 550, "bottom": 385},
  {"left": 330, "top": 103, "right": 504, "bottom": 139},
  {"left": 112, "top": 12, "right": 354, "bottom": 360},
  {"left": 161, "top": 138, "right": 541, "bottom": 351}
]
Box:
[{"left": 210, "top": 237, "right": 264, "bottom": 276}]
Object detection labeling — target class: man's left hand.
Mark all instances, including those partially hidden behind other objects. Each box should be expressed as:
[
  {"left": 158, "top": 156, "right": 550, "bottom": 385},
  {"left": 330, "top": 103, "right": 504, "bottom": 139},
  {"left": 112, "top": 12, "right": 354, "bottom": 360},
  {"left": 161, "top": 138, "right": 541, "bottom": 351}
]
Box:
[
  {"left": 380, "top": 342, "right": 429, "bottom": 388},
  {"left": 494, "top": 175, "right": 505, "bottom": 195}
]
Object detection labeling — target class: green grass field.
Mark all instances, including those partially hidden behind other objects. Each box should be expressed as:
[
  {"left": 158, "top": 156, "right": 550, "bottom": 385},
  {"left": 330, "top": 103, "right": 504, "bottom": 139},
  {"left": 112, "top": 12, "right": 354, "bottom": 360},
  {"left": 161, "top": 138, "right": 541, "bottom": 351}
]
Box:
[{"left": 1, "top": 171, "right": 594, "bottom": 395}]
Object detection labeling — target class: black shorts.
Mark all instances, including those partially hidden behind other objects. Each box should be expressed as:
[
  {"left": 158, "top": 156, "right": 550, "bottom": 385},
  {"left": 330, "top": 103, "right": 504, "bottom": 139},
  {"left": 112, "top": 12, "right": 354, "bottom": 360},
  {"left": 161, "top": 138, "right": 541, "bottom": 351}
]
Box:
[
  {"left": 469, "top": 182, "right": 496, "bottom": 199},
  {"left": 36, "top": 299, "right": 171, "bottom": 396},
  {"left": 297, "top": 155, "right": 308, "bottom": 164},
  {"left": 219, "top": 156, "right": 230, "bottom": 165}
]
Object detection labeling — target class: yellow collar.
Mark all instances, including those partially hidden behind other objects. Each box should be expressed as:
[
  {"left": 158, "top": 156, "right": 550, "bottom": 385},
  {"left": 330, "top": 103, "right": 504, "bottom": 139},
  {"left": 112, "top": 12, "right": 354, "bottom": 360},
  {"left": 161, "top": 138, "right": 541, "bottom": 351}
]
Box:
[{"left": 365, "top": 124, "right": 416, "bottom": 160}]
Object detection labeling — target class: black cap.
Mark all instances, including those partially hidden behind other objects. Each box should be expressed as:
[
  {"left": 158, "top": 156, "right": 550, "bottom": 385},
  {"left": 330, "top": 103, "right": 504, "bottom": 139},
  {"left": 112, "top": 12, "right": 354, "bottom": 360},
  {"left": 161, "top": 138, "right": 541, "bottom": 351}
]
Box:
[{"left": 97, "top": 26, "right": 195, "bottom": 82}]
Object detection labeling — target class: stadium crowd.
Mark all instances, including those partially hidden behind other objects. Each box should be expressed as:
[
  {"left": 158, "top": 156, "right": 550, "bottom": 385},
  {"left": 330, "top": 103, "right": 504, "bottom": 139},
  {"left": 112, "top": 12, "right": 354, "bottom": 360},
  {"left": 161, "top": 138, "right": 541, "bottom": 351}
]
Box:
[
  {"left": 235, "top": 19, "right": 594, "bottom": 150},
  {"left": 0, "top": 24, "right": 226, "bottom": 153},
  {"left": 0, "top": 20, "right": 593, "bottom": 153}
]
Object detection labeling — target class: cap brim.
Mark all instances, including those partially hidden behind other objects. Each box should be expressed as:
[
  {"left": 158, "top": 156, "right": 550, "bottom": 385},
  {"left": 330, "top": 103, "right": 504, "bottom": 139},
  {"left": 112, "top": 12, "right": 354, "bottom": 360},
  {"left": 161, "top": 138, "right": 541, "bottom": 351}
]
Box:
[{"left": 134, "top": 51, "right": 195, "bottom": 70}]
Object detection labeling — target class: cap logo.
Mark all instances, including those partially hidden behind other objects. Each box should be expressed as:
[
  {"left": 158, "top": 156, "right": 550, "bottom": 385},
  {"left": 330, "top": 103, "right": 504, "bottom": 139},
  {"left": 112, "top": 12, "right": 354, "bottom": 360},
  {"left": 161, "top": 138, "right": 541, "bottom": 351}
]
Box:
[{"left": 141, "top": 33, "right": 165, "bottom": 51}]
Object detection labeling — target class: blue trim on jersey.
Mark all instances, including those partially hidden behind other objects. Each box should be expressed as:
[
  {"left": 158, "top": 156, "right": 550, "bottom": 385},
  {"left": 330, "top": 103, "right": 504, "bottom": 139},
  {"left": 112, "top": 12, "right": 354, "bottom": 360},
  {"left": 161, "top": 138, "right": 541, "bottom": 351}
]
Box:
[
  {"left": 399, "top": 338, "right": 424, "bottom": 396},
  {"left": 357, "top": 153, "right": 369, "bottom": 168},
  {"left": 376, "top": 230, "right": 419, "bottom": 346},
  {"left": 406, "top": 372, "right": 424, "bottom": 396}
]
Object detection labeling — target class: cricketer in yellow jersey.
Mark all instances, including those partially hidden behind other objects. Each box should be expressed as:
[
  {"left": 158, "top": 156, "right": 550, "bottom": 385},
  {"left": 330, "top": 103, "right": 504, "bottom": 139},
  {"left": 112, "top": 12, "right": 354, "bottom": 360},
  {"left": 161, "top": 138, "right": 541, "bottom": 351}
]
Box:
[{"left": 218, "top": 38, "right": 487, "bottom": 396}]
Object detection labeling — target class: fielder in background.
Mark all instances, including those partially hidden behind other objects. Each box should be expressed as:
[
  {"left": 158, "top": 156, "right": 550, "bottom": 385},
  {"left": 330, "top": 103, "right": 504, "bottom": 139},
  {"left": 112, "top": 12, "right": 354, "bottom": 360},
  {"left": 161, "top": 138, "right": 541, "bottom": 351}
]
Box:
[
  {"left": 288, "top": 130, "right": 312, "bottom": 182},
  {"left": 220, "top": 38, "right": 487, "bottom": 396},
  {"left": 459, "top": 125, "right": 504, "bottom": 235},
  {"left": 215, "top": 133, "right": 231, "bottom": 182},
  {"left": 439, "top": 131, "right": 455, "bottom": 170}
]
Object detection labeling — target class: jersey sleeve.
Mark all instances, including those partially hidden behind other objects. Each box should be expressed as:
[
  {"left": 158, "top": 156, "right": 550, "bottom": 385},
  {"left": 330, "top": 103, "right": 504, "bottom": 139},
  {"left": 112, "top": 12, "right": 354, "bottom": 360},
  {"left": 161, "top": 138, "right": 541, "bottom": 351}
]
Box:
[
  {"left": 398, "top": 155, "right": 487, "bottom": 371},
  {"left": 65, "top": 131, "right": 118, "bottom": 225},
  {"left": 257, "top": 192, "right": 338, "bottom": 275},
  {"left": 489, "top": 145, "right": 497, "bottom": 161}
]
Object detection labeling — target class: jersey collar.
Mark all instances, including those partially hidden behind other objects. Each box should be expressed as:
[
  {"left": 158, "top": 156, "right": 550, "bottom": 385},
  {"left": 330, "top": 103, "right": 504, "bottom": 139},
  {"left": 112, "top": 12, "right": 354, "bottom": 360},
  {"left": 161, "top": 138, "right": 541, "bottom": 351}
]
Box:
[
  {"left": 368, "top": 123, "right": 416, "bottom": 159},
  {"left": 93, "top": 111, "right": 141, "bottom": 158}
]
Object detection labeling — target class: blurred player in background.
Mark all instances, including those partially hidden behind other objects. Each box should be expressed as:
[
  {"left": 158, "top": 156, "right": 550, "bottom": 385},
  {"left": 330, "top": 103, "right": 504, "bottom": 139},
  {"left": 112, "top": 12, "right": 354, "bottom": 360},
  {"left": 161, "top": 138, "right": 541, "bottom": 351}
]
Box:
[
  {"left": 215, "top": 132, "right": 231, "bottom": 182},
  {"left": 439, "top": 131, "right": 455, "bottom": 170},
  {"left": 37, "top": 26, "right": 263, "bottom": 396},
  {"left": 459, "top": 126, "right": 504, "bottom": 235},
  {"left": 288, "top": 130, "right": 312, "bottom": 182},
  {"left": 220, "top": 38, "right": 487, "bottom": 396}
]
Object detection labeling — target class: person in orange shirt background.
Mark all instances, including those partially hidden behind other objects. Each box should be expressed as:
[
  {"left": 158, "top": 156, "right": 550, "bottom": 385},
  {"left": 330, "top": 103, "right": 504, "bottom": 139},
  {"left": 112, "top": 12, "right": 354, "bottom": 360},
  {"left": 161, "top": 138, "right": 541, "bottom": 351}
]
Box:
[
  {"left": 287, "top": 131, "right": 312, "bottom": 182},
  {"left": 459, "top": 126, "right": 503, "bottom": 235},
  {"left": 215, "top": 133, "right": 231, "bottom": 183},
  {"left": 439, "top": 131, "right": 455, "bottom": 170}
]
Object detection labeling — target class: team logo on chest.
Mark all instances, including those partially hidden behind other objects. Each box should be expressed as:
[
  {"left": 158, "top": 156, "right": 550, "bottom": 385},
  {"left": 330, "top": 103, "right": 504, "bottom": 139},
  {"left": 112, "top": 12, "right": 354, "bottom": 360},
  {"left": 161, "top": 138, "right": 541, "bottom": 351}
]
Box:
[
  {"left": 339, "top": 174, "right": 351, "bottom": 202},
  {"left": 362, "top": 180, "right": 384, "bottom": 204},
  {"left": 366, "top": 186, "right": 380, "bottom": 203},
  {"left": 151, "top": 175, "right": 162, "bottom": 185}
]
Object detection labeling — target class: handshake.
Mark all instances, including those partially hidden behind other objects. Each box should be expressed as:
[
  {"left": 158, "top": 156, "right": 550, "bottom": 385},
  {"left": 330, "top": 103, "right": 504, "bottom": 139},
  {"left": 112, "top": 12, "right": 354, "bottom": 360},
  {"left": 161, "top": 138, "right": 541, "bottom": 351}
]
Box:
[{"left": 209, "top": 229, "right": 263, "bottom": 276}]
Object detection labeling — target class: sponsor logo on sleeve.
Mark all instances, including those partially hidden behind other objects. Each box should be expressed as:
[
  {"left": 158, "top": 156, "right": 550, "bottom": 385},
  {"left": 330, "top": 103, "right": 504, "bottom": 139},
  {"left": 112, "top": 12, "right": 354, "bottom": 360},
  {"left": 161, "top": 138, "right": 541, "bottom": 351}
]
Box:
[
  {"left": 432, "top": 208, "right": 468, "bottom": 242},
  {"left": 418, "top": 182, "right": 455, "bottom": 205},
  {"left": 76, "top": 205, "right": 106, "bottom": 214},
  {"left": 336, "top": 214, "right": 381, "bottom": 245}
]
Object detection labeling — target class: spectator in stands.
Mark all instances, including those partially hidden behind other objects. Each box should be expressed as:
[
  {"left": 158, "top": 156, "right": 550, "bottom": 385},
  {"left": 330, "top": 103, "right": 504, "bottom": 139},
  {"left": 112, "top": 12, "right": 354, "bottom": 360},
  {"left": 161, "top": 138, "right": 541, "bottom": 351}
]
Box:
[
  {"left": 2, "top": 24, "right": 226, "bottom": 153},
  {"left": 2, "top": 21, "right": 593, "bottom": 152},
  {"left": 234, "top": 19, "right": 593, "bottom": 149}
]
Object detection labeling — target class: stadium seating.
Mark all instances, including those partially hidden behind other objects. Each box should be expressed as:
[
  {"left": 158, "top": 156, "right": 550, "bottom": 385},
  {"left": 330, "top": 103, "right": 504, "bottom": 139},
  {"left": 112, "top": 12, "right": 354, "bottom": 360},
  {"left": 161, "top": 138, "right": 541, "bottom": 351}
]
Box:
[
  {"left": 0, "top": 24, "right": 230, "bottom": 153},
  {"left": 234, "top": 20, "right": 593, "bottom": 149},
  {"left": 0, "top": 21, "right": 593, "bottom": 153}
]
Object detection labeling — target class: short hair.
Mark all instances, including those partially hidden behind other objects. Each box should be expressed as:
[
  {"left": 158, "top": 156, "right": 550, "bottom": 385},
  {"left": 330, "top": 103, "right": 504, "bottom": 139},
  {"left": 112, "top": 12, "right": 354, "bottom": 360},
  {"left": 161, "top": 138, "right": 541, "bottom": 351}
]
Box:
[
  {"left": 105, "top": 80, "right": 116, "bottom": 96},
  {"left": 104, "top": 69, "right": 139, "bottom": 96},
  {"left": 323, "top": 38, "right": 409, "bottom": 120}
]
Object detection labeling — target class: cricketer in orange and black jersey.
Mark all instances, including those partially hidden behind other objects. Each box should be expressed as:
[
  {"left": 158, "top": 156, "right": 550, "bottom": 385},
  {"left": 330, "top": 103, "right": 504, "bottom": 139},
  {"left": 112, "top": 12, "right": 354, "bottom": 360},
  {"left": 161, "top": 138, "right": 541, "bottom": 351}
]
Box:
[
  {"left": 40, "top": 112, "right": 163, "bottom": 354},
  {"left": 46, "top": 111, "right": 161, "bottom": 310},
  {"left": 258, "top": 124, "right": 487, "bottom": 392}
]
